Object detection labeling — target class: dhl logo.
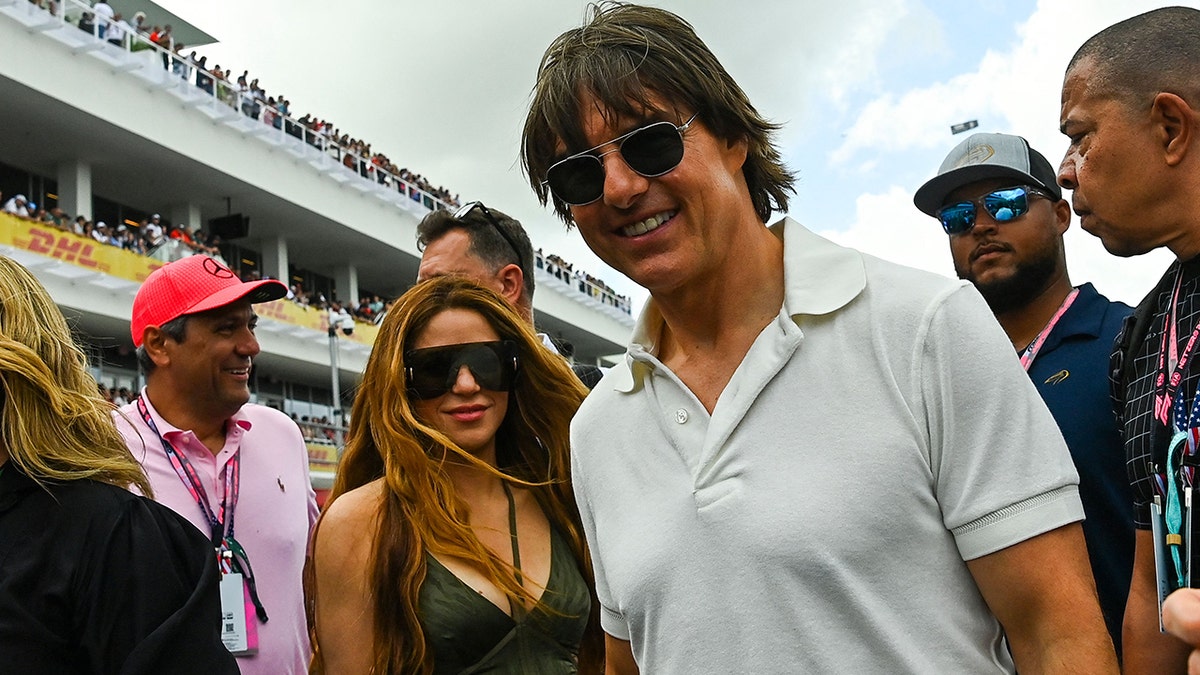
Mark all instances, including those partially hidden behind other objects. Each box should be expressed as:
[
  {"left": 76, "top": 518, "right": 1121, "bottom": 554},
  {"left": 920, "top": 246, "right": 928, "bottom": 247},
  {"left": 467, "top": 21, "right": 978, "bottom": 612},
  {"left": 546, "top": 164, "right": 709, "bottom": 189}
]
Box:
[
  {"left": 256, "top": 299, "right": 293, "bottom": 322},
  {"left": 19, "top": 228, "right": 112, "bottom": 273}
]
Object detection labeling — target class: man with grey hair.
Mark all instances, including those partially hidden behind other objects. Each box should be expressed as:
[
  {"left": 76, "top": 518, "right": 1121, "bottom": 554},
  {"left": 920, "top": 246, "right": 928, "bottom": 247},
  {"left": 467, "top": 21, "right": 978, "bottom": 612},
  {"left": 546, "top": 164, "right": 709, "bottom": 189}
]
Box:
[
  {"left": 1058, "top": 7, "right": 1200, "bottom": 673},
  {"left": 521, "top": 3, "right": 1116, "bottom": 673},
  {"left": 417, "top": 202, "right": 537, "bottom": 322}
]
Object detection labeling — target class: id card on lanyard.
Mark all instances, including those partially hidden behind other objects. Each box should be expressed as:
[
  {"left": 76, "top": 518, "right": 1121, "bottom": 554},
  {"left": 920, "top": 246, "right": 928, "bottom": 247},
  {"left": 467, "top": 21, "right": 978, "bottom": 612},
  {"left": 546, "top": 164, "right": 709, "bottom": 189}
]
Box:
[
  {"left": 1150, "top": 271, "right": 1200, "bottom": 630},
  {"left": 136, "top": 397, "right": 267, "bottom": 655}
]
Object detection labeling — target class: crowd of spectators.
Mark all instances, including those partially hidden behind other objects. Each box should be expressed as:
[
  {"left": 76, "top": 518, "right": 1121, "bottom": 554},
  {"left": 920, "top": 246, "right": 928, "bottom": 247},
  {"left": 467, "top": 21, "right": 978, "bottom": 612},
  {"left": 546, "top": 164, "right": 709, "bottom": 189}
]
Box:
[
  {"left": 292, "top": 414, "right": 340, "bottom": 445},
  {"left": 25, "top": 0, "right": 462, "bottom": 211},
  {"left": 2, "top": 187, "right": 633, "bottom": 319},
  {"left": 97, "top": 383, "right": 133, "bottom": 406},
  {"left": 99, "top": 382, "right": 342, "bottom": 444},
  {"left": 2, "top": 191, "right": 221, "bottom": 258},
  {"left": 180, "top": 61, "right": 462, "bottom": 210},
  {"left": 12, "top": 2, "right": 632, "bottom": 318},
  {"left": 538, "top": 249, "right": 633, "bottom": 315},
  {"left": 1, "top": 187, "right": 394, "bottom": 327},
  {"left": 104, "top": 1, "right": 460, "bottom": 210}
]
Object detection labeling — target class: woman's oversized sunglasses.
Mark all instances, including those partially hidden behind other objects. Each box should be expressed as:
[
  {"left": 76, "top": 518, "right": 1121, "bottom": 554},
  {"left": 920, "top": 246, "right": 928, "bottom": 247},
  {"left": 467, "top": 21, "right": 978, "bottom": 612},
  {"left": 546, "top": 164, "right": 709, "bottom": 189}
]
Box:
[
  {"left": 936, "top": 185, "right": 1054, "bottom": 235},
  {"left": 404, "top": 340, "right": 520, "bottom": 400},
  {"left": 543, "top": 114, "right": 698, "bottom": 206}
]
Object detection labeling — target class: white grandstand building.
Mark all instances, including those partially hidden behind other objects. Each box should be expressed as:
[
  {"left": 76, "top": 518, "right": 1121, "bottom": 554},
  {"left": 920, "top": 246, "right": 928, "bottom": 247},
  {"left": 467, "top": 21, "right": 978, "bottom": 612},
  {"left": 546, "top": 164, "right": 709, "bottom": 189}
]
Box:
[{"left": 0, "top": 0, "right": 634, "bottom": 495}]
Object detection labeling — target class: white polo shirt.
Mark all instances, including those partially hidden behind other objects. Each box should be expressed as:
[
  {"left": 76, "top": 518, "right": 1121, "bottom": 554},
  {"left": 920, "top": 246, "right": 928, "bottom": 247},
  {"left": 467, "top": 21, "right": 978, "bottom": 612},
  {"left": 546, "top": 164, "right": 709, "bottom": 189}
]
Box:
[{"left": 570, "top": 217, "right": 1082, "bottom": 673}]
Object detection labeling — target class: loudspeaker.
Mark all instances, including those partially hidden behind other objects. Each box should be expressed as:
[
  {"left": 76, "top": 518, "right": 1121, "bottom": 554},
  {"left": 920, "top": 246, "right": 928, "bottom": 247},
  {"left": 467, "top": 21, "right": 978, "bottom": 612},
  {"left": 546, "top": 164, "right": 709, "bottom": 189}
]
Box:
[{"left": 208, "top": 213, "right": 250, "bottom": 240}]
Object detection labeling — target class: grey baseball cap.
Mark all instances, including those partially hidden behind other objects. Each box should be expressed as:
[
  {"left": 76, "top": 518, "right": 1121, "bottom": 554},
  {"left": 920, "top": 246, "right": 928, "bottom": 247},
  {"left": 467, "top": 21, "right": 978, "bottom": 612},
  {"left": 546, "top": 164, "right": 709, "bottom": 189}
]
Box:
[{"left": 914, "top": 132, "right": 1062, "bottom": 216}]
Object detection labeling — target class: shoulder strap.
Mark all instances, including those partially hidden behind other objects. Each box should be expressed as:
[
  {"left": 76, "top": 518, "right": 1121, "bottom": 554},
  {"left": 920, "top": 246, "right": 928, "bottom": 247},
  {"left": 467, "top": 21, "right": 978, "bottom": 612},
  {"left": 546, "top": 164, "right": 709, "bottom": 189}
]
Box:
[
  {"left": 1111, "top": 268, "right": 1175, "bottom": 428},
  {"left": 503, "top": 482, "right": 521, "bottom": 576}
]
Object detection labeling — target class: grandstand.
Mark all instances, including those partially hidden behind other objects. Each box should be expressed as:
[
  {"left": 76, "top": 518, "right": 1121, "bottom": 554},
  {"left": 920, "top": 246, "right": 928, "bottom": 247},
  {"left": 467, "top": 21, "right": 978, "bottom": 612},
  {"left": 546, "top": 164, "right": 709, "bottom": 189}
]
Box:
[{"left": 0, "top": 0, "right": 634, "bottom": 496}]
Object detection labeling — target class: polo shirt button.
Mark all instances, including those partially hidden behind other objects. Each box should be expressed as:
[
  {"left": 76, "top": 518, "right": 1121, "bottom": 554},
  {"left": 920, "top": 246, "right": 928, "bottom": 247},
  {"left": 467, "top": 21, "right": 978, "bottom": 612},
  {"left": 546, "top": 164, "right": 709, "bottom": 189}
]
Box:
[{"left": 675, "top": 408, "right": 689, "bottom": 424}]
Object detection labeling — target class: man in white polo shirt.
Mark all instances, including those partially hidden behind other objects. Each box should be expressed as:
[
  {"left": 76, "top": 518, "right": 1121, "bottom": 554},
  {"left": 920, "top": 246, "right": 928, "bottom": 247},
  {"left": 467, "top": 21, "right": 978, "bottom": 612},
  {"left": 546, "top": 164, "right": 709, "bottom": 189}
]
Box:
[{"left": 519, "top": 4, "right": 1117, "bottom": 673}]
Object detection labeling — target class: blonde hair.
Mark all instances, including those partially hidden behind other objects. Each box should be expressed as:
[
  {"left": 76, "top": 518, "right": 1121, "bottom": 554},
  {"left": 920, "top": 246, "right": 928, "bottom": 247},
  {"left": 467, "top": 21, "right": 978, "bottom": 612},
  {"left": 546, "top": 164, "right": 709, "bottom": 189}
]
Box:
[
  {"left": 316, "top": 276, "right": 600, "bottom": 674},
  {"left": 0, "top": 256, "right": 151, "bottom": 495}
]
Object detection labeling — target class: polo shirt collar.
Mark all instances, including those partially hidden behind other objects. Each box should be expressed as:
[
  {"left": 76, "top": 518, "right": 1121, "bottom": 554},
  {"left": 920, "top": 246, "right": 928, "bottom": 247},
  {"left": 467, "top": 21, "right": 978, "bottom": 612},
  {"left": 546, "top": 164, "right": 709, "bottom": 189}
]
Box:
[
  {"left": 137, "top": 387, "right": 254, "bottom": 441},
  {"left": 609, "top": 217, "right": 866, "bottom": 393},
  {"left": 1038, "top": 283, "right": 1105, "bottom": 355}
]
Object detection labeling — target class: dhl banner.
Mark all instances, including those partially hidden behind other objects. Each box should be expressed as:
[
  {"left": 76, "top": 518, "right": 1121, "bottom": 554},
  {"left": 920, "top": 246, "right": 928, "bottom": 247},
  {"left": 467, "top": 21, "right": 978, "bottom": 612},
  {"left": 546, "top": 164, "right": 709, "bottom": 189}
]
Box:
[
  {"left": 307, "top": 442, "right": 339, "bottom": 467},
  {"left": 1, "top": 212, "right": 162, "bottom": 281},
  {"left": 1, "top": 212, "right": 379, "bottom": 344},
  {"left": 255, "top": 293, "right": 379, "bottom": 345}
]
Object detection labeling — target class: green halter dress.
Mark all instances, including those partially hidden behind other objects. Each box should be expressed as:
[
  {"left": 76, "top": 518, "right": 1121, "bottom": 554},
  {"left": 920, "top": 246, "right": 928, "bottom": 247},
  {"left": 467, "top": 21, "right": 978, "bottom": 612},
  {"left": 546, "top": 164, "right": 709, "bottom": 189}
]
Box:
[{"left": 418, "top": 484, "right": 591, "bottom": 674}]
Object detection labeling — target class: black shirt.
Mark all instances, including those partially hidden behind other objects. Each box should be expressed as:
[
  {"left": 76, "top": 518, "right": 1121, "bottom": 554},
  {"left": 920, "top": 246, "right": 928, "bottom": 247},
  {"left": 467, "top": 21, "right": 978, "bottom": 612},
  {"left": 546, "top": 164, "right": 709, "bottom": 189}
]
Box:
[
  {"left": 1122, "top": 258, "right": 1200, "bottom": 538},
  {"left": 0, "top": 463, "right": 239, "bottom": 674}
]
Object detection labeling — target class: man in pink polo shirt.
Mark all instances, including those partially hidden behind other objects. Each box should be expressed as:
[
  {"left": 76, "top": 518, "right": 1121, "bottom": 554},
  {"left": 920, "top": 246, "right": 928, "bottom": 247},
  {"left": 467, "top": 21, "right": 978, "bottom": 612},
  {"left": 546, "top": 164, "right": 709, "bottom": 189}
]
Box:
[{"left": 114, "top": 255, "right": 318, "bottom": 675}]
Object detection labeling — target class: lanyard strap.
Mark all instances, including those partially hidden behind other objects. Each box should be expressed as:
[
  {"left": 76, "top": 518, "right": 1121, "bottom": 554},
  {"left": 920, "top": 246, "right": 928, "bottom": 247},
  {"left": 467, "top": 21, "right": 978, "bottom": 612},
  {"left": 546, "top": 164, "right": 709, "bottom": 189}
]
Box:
[
  {"left": 136, "top": 397, "right": 268, "bottom": 622},
  {"left": 1019, "top": 288, "right": 1080, "bottom": 371},
  {"left": 1156, "top": 270, "right": 1200, "bottom": 425},
  {"left": 136, "top": 396, "right": 240, "bottom": 544}
]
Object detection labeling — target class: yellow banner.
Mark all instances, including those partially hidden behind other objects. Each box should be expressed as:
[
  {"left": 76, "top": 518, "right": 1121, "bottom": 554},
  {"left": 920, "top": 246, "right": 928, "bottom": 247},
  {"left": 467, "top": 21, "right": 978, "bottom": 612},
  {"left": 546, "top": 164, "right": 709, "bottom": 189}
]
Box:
[
  {"left": 1, "top": 213, "right": 379, "bottom": 344},
  {"left": 1, "top": 212, "right": 162, "bottom": 281},
  {"left": 307, "top": 441, "right": 340, "bottom": 467}
]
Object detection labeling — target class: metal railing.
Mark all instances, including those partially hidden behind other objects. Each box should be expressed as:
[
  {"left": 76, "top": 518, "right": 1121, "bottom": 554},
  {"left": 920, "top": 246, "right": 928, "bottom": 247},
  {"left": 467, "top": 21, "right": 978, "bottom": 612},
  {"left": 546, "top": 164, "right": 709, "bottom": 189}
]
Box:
[
  {"left": 18, "top": 0, "right": 458, "bottom": 213},
  {"left": 536, "top": 251, "right": 634, "bottom": 316},
  {"left": 9, "top": 0, "right": 636, "bottom": 319}
]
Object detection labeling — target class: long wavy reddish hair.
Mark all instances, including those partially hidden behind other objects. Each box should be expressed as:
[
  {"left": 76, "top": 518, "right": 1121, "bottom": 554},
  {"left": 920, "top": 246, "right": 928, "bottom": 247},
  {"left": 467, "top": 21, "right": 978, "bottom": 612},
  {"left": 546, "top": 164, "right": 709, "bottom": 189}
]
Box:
[{"left": 311, "top": 276, "right": 602, "bottom": 674}]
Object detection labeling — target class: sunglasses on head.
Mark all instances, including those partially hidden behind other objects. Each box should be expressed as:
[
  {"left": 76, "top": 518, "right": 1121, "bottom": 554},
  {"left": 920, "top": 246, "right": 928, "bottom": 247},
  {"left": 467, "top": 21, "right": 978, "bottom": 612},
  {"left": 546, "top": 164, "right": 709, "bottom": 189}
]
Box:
[
  {"left": 453, "top": 201, "right": 524, "bottom": 275},
  {"left": 405, "top": 340, "right": 520, "bottom": 400},
  {"left": 936, "top": 185, "right": 1054, "bottom": 235},
  {"left": 543, "top": 113, "right": 699, "bottom": 206}
]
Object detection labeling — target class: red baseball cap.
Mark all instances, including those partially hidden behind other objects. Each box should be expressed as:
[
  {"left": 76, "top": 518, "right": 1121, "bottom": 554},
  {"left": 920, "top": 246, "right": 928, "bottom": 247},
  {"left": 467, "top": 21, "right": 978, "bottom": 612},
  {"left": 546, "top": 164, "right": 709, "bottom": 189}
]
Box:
[{"left": 131, "top": 256, "right": 287, "bottom": 347}]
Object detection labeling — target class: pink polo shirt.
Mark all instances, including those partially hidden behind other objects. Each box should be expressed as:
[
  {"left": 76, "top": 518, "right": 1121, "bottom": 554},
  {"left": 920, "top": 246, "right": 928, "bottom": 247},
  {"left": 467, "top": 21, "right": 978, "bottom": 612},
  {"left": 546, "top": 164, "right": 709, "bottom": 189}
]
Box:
[{"left": 115, "top": 390, "right": 319, "bottom": 675}]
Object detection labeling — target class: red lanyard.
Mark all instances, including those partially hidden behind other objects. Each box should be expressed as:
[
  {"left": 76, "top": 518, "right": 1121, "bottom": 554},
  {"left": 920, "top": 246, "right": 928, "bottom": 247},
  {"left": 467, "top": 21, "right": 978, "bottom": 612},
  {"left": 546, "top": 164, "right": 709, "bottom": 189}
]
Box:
[
  {"left": 136, "top": 396, "right": 239, "bottom": 545},
  {"left": 1020, "top": 288, "right": 1080, "bottom": 371},
  {"left": 135, "top": 397, "right": 269, "bottom": 622},
  {"left": 1155, "top": 271, "right": 1200, "bottom": 426}
]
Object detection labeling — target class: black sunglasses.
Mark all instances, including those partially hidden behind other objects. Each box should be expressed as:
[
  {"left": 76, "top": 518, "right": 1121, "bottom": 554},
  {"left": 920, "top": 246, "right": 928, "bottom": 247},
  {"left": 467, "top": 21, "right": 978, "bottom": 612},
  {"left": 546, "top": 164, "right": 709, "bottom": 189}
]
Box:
[
  {"left": 936, "top": 185, "right": 1054, "bottom": 235},
  {"left": 543, "top": 113, "right": 698, "bottom": 206},
  {"left": 405, "top": 340, "right": 520, "bottom": 400},
  {"left": 453, "top": 201, "right": 524, "bottom": 274}
]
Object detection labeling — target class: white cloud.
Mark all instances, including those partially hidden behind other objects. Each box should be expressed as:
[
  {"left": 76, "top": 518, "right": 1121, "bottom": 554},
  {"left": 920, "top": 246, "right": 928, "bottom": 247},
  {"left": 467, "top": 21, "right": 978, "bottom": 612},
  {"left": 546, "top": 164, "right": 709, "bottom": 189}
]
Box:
[
  {"left": 815, "top": 186, "right": 954, "bottom": 278},
  {"left": 823, "top": 0, "right": 1200, "bottom": 307},
  {"left": 150, "top": 0, "right": 1194, "bottom": 315}
]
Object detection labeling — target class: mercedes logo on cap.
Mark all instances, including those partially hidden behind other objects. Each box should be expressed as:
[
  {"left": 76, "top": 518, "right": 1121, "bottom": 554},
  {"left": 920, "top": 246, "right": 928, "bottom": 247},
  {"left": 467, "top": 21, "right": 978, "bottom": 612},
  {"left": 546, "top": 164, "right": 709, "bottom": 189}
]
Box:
[{"left": 202, "top": 257, "right": 236, "bottom": 279}]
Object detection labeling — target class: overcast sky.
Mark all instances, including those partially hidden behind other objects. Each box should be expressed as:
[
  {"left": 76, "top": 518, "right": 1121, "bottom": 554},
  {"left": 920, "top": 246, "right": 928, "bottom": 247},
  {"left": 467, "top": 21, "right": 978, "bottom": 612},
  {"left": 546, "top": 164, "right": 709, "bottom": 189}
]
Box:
[{"left": 154, "top": 0, "right": 1193, "bottom": 312}]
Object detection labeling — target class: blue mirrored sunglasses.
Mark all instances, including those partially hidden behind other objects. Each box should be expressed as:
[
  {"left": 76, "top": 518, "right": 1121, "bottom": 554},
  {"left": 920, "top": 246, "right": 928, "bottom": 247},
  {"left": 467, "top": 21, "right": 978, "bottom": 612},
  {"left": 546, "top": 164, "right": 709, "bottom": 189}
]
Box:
[{"left": 936, "top": 185, "right": 1053, "bottom": 235}]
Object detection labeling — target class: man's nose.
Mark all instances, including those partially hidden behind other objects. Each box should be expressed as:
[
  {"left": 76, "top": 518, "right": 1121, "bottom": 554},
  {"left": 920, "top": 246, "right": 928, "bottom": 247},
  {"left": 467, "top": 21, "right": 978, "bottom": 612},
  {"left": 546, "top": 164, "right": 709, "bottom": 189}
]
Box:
[
  {"left": 1057, "top": 153, "right": 1078, "bottom": 191},
  {"left": 601, "top": 151, "right": 649, "bottom": 210}
]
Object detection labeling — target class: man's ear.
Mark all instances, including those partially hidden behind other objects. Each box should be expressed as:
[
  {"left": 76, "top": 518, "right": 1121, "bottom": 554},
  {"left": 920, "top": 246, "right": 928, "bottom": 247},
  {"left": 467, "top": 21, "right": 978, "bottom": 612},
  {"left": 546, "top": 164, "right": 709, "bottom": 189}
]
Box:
[
  {"left": 141, "top": 326, "right": 173, "bottom": 368},
  {"left": 1053, "top": 198, "right": 1072, "bottom": 236},
  {"left": 1152, "top": 92, "right": 1196, "bottom": 167},
  {"left": 496, "top": 263, "right": 525, "bottom": 306}
]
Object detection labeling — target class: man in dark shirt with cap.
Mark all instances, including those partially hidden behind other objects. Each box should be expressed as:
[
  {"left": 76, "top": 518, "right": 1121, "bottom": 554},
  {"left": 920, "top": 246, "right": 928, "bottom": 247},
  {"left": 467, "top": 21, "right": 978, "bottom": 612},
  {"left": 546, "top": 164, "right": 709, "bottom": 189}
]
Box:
[{"left": 915, "top": 132, "right": 1134, "bottom": 656}]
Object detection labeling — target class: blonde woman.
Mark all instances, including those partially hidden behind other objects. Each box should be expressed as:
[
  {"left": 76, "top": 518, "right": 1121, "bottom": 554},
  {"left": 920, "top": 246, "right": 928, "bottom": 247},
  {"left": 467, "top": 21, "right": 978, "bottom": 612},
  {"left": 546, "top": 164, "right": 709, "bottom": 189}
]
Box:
[
  {"left": 0, "top": 256, "right": 236, "bottom": 674},
  {"left": 309, "top": 276, "right": 602, "bottom": 674}
]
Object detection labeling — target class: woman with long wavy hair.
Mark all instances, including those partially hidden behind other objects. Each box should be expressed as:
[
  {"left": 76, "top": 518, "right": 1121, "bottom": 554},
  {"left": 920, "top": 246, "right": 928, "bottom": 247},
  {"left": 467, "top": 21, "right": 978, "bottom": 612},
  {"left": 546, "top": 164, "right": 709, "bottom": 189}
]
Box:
[
  {"left": 0, "top": 256, "right": 236, "bottom": 673},
  {"left": 308, "top": 276, "right": 602, "bottom": 674}
]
